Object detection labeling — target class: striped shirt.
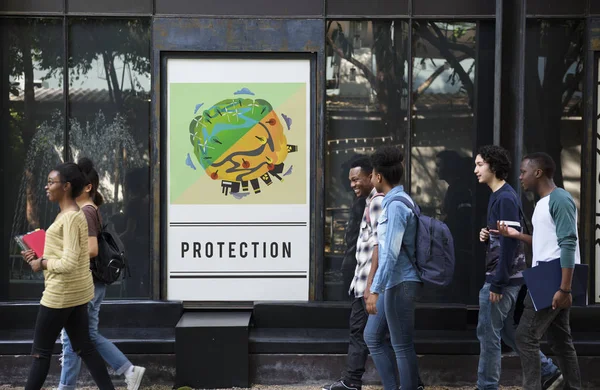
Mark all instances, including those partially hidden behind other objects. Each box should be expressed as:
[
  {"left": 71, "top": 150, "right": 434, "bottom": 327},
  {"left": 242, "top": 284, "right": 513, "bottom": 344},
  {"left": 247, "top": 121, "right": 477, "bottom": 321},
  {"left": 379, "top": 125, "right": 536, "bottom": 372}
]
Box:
[
  {"left": 41, "top": 210, "right": 94, "bottom": 309},
  {"left": 349, "top": 188, "right": 383, "bottom": 297}
]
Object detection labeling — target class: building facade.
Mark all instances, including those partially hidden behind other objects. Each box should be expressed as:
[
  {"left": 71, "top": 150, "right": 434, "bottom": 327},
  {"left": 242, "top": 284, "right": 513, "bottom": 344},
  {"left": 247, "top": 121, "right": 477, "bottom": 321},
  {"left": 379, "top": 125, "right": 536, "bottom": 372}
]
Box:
[{"left": 1, "top": 0, "right": 600, "bottom": 386}]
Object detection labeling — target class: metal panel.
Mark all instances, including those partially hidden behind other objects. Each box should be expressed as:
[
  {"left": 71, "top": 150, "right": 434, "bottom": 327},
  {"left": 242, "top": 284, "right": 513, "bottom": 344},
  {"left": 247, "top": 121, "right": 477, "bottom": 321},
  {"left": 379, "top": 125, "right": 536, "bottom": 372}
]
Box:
[
  {"left": 499, "top": 0, "right": 526, "bottom": 187},
  {"left": 153, "top": 18, "right": 323, "bottom": 51},
  {"left": 326, "top": 0, "right": 408, "bottom": 17},
  {"left": 67, "top": 0, "right": 152, "bottom": 14},
  {"left": 583, "top": 24, "right": 595, "bottom": 303},
  {"left": 412, "top": 0, "right": 495, "bottom": 17},
  {"left": 152, "top": 18, "right": 325, "bottom": 300},
  {"left": 526, "top": 0, "right": 586, "bottom": 16},
  {"left": 155, "top": 0, "right": 322, "bottom": 17},
  {"left": 0, "top": 0, "right": 63, "bottom": 14}
]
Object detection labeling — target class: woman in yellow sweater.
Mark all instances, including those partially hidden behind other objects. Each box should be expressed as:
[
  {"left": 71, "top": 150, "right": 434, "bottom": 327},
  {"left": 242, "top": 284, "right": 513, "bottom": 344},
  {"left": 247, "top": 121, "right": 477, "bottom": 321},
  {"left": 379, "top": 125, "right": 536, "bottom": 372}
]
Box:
[{"left": 21, "top": 162, "right": 114, "bottom": 390}]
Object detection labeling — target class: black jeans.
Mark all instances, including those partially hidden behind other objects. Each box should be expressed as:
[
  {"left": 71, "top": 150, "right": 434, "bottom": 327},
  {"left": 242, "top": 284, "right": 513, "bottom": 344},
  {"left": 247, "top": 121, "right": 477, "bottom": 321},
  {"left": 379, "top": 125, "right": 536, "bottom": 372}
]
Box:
[
  {"left": 343, "top": 296, "right": 369, "bottom": 385},
  {"left": 515, "top": 294, "right": 581, "bottom": 390},
  {"left": 341, "top": 256, "right": 358, "bottom": 296},
  {"left": 26, "top": 303, "right": 114, "bottom": 390}
]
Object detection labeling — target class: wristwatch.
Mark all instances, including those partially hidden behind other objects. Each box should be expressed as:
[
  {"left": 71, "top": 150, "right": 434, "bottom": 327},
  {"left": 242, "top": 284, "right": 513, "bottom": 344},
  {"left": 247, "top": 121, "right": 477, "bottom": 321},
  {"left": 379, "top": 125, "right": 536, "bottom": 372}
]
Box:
[{"left": 559, "top": 288, "right": 572, "bottom": 294}]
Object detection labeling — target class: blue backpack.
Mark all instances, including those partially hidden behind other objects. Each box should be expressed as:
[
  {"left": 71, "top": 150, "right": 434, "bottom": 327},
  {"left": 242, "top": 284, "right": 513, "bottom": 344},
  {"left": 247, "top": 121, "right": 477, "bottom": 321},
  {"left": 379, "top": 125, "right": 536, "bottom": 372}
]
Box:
[{"left": 397, "top": 197, "right": 455, "bottom": 287}]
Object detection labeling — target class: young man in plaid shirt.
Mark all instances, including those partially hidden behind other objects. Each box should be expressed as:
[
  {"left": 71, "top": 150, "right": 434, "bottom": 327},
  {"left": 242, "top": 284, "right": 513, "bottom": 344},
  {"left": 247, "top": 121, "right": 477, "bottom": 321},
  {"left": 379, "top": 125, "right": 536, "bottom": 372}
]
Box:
[{"left": 323, "top": 156, "right": 384, "bottom": 390}]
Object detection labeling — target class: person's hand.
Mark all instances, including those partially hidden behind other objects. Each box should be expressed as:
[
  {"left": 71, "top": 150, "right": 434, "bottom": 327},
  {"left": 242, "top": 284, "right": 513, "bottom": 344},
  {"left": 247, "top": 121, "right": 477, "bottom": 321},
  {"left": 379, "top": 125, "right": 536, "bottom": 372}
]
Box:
[
  {"left": 479, "top": 227, "right": 490, "bottom": 242},
  {"left": 21, "top": 250, "right": 37, "bottom": 264},
  {"left": 489, "top": 291, "right": 503, "bottom": 303},
  {"left": 363, "top": 289, "right": 371, "bottom": 301},
  {"left": 491, "top": 221, "right": 520, "bottom": 238},
  {"left": 552, "top": 290, "right": 572, "bottom": 310},
  {"left": 366, "top": 293, "right": 378, "bottom": 315},
  {"left": 30, "top": 258, "right": 43, "bottom": 273}
]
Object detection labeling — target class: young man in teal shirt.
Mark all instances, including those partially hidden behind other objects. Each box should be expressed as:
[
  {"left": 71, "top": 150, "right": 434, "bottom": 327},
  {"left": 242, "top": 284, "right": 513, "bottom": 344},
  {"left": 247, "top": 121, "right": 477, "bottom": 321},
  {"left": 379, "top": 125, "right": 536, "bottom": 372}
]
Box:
[{"left": 497, "top": 152, "right": 581, "bottom": 390}]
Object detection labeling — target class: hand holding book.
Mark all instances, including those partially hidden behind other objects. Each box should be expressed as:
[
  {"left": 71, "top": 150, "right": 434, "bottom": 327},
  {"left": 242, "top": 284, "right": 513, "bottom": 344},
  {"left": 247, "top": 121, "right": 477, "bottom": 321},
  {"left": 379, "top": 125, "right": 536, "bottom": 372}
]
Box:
[
  {"left": 14, "top": 229, "right": 45, "bottom": 259},
  {"left": 21, "top": 249, "right": 37, "bottom": 264}
]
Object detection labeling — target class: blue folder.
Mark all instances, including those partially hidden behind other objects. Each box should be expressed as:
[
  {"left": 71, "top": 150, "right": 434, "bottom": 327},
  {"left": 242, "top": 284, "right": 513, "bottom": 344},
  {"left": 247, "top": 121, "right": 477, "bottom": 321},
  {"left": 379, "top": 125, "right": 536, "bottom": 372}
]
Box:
[{"left": 522, "top": 258, "right": 588, "bottom": 311}]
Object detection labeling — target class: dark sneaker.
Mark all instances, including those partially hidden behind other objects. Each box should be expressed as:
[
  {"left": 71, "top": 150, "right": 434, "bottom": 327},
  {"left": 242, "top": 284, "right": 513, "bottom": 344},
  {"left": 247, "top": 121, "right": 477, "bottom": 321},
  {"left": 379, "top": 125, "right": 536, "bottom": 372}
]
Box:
[
  {"left": 399, "top": 386, "right": 425, "bottom": 390},
  {"left": 543, "top": 370, "right": 564, "bottom": 390},
  {"left": 322, "top": 380, "right": 361, "bottom": 390}
]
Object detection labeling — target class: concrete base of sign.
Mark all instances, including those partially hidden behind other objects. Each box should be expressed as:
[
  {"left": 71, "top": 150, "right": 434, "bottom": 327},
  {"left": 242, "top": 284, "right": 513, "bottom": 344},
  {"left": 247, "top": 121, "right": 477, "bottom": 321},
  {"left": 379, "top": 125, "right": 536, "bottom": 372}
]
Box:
[{"left": 175, "top": 311, "right": 252, "bottom": 389}]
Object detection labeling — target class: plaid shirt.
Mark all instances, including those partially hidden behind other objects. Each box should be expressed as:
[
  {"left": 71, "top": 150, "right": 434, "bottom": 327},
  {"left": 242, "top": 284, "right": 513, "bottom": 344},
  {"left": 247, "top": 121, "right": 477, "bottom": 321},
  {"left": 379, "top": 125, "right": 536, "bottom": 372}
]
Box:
[{"left": 349, "top": 188, "right": 384, "bottom": 297}]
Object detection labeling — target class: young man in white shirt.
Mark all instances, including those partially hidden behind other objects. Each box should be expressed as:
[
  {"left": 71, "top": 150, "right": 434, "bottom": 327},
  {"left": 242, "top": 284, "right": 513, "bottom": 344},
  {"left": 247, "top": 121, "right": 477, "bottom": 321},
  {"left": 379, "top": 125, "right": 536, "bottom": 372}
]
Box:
[{"left": 496, "top": 152, "right": 581, "bottom": 390}]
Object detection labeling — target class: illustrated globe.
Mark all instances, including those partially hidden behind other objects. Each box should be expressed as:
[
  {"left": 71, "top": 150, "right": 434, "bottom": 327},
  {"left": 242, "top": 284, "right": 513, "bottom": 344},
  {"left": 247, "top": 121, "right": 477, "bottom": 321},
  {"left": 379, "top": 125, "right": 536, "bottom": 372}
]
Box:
[{"left": 189, "top": 98, "right": 289, "bottom": 183}]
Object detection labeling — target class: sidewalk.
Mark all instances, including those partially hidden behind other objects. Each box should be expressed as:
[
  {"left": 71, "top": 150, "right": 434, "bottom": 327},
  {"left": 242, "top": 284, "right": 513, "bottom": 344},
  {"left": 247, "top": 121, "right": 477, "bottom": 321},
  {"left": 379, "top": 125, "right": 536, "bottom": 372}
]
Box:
[{"left": 0, "top": 385, "right": 523, "bottom": 390}]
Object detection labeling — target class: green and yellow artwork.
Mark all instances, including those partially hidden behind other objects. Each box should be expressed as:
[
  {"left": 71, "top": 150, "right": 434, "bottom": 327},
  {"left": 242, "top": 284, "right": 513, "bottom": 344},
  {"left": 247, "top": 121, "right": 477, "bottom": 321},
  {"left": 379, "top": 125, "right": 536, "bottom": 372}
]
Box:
[{"left": 169, "top": 83, "right": 307, "bottom": 205}]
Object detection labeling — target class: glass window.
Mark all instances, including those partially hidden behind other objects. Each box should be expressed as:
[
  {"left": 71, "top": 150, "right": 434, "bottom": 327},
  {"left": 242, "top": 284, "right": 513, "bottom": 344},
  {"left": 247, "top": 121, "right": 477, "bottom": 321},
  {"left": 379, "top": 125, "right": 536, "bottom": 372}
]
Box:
[
  {"left": 68, "top": 18, "right": 151, "bottom": 298},
  {"left": 411, "top": 21, "right": 479, "bottom": 304},
  {"left": 523, "top": 20, "right": 584, "bottom": 212},
  {"left": 324, "top": 20, "right": 410, "bottom": 300},
  {"left": 1, "top": 18, "right": 64, "bottom": 301}
]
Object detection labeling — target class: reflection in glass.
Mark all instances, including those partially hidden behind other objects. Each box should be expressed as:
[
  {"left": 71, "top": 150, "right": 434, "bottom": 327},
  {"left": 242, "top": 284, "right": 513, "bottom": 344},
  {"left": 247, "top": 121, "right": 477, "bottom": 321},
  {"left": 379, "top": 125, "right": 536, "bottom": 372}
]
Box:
[
  {"left": 411, "top": 22, "right": 477, "bottom": 303},
  {"left": 1, "top": 18, "right": 64, "bottom": 300},
  {"left": 325, "top": 20, "right": 409, "bottom": 300},
  {"left": 68, "top": 18, "right": 151, "bottom": 298},
  {"left": 524, "top": 20, "right": 583, "bottom": 211}
]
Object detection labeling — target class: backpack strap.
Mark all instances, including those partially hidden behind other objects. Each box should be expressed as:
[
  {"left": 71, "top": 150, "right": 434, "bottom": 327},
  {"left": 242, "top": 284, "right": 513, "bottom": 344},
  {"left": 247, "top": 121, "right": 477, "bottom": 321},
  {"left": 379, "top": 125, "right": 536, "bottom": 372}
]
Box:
[
  {"left": 396, "top": 196, "right": 420, "bottom": 217},
  {"left": 81, "top": 204, "right": 103, "bottom": 234},
  {"left": 393, "top": 197, "right": 422, "bottom": 278}
]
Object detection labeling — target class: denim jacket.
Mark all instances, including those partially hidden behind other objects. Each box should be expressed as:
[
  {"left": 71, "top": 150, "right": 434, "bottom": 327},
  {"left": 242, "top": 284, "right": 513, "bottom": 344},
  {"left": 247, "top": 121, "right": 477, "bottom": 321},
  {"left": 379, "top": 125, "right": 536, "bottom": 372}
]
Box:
[{"left": 370, "top": 185, "right": 420, "bottom": 294}]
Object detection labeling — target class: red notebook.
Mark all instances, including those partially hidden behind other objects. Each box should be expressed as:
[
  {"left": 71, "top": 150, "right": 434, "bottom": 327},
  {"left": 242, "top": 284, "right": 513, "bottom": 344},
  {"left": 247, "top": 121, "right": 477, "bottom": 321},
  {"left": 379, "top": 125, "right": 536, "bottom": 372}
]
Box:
[{"left": 22, "top": 229, "right": 46, "bottom": 258}]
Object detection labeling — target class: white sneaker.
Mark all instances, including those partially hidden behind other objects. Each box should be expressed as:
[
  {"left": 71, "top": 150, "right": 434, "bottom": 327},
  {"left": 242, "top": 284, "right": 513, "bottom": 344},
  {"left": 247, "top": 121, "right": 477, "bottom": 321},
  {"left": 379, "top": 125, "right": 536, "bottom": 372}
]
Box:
[{"left": 124, "top": 365, "right": 146, "bottom": 390}]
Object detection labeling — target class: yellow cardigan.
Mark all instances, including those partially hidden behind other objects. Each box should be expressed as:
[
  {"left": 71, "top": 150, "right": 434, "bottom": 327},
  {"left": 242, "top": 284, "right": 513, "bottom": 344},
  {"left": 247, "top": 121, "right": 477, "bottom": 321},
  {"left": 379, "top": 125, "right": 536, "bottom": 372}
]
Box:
[{"left": 41, "top": 210, "right": 94, "bottom": 309}]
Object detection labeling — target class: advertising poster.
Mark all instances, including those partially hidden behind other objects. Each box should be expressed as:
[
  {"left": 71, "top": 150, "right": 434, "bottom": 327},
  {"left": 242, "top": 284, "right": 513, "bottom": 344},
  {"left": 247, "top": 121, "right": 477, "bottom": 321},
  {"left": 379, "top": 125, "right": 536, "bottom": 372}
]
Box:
[{"left": 166, "top": 57, "right": 311, "bottom": 301}]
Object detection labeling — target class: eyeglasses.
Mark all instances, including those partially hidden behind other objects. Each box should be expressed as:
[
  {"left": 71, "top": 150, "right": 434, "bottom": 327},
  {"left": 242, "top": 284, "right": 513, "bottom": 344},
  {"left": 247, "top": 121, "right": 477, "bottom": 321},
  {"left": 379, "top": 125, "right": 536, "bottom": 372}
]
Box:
[{"left": 47, "top": 179, "right": 63, "bottom": 186}]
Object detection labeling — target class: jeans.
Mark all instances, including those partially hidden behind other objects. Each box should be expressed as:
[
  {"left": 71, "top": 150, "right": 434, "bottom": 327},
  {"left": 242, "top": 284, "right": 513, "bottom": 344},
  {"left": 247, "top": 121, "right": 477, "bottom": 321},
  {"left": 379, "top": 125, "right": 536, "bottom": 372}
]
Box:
[
  {"left": 25, "top": 303, "right": 114, "bottom": 390},
  {"left": 364, "top": 291, "right": 399, "bottom": 390},
  {"left": 477, "top": 283, "right": 558, "bottom": 390},
  {"left": 366, "top": 282, "right": 421, "bottom": 390},
  {"left": 477, "top": 283, "right": 522, "bottom": 390},
  {"left": 59, "top": 283, "right": 132, "bottom": 390},
  {"left": 516, "top": 293, "right": 581, "bottom": 390},
  {"left": 342, "top": 296, "right": 369, "bottom": 385},
  {"left": 341, "top": 256, "right": 358, "bottom": 299}
]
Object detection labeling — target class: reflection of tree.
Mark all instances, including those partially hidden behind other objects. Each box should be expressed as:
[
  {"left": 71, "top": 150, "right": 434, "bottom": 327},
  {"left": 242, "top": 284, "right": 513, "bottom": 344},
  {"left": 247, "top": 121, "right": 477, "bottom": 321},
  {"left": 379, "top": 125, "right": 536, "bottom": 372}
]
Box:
[
  {"left": 4, "top": 19, "right": 63, "bottom": 228},
  {"left": 68, "top": 19, "right": 150, "bottom": 110},
  {"left": 327, "top": 21, "right": 476, "bottom": 138},
  {"left": 4, "top": 18, "right": 150, "bottom": 227},
  {"left": 327, "top": 21, "right": 408, "bottom": 139},
  {"left": 524, "top": 20, "right": 584, "bottom": 189}
]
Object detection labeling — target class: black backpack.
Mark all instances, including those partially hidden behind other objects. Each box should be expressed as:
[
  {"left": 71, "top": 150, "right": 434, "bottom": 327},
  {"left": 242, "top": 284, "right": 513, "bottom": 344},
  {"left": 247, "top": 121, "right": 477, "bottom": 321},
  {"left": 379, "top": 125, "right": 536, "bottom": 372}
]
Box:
[{"left": 91, "top": 208, "right": 129, "bottom": 285}]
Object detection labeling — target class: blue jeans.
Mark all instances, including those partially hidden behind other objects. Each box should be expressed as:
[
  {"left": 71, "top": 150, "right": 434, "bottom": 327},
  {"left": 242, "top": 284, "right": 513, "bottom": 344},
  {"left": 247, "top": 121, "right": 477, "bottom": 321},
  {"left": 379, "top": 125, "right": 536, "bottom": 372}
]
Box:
[
  {"left": 59, "top": 282, "right": 132, "bottom": 390},
  {"left": 364, "top": 292, "right": 399, "bottom": 390},
  {"left": 365, "top": 282, "right": 421, "bottom": 390},
  {"left": 477, "top": 283, "right": 558, "bottom": 390}
]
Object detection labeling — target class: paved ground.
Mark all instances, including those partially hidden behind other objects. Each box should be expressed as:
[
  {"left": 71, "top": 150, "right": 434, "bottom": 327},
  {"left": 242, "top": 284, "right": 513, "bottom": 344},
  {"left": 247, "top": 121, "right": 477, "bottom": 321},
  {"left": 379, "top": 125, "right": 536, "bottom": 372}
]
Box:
[{"left": 0, "top": 385, "right": 522, "bottom": 389}]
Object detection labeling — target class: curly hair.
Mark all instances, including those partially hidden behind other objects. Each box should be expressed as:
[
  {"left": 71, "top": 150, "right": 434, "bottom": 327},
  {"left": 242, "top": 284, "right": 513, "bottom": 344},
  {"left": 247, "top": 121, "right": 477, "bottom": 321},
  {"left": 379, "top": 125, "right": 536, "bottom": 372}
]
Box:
[
  {"left": 477, "top": 145, "right": 510, "bottom": 180},
  {"left": 370, "top": 146, "right": 405, "bottom": 185}
]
